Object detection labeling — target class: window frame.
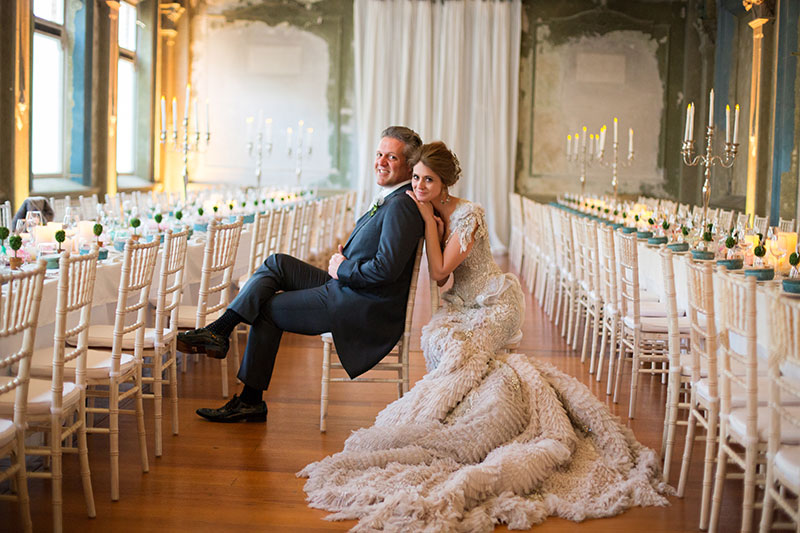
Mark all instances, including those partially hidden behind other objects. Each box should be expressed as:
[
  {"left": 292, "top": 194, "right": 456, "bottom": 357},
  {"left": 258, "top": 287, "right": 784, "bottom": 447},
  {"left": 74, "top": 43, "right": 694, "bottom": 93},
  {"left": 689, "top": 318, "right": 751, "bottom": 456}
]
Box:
[{"left": 31, "top": 3, "right": 69, "bottom": 182}]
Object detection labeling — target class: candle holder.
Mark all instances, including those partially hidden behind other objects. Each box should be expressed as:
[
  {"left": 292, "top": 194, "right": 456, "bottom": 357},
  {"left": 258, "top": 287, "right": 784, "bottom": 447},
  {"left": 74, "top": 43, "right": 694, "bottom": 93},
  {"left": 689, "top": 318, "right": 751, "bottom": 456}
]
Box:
[
  {"left": 681, "top": 127, "right": 738, "bottom": 238},
  {"left": 246, "top": 118, "right": 273, "bottom": 189},
  {"left": 565, "top": 128, "right": 598, "bottom": 195},
  {"left": 160, "top": 93, "right": 211, "bottom": 201},
  {"left": 597, "top": 126, "right": 634, "bottom": 200},
  {"left": 288, "top": 121, "right": 313, "bottom": 186}
]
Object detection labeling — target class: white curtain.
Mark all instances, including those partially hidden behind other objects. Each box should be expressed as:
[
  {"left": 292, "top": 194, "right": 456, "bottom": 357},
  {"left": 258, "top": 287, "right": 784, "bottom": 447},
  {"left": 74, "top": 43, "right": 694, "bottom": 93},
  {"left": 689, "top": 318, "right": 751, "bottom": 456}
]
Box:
[{"left": 354, "top": 0, "right": 521, "bottom": 251}]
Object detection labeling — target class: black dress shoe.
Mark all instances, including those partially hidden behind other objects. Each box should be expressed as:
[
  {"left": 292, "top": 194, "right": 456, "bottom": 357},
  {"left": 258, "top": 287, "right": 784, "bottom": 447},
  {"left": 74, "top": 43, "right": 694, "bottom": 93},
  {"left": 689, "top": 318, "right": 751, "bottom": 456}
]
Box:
[
  {"left": 177, "top": 327, "right": 230, "bottom": 359},
  {"left": 196, "top": 395, "right": 267, "bottom": 423}
]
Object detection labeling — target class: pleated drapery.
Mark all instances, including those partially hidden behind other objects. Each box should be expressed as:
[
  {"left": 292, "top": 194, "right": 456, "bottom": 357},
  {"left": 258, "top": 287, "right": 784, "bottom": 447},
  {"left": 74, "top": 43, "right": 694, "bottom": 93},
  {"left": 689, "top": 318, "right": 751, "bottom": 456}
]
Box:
[{"left": 354, "top": 0, "right": 521, "bottom": 250}]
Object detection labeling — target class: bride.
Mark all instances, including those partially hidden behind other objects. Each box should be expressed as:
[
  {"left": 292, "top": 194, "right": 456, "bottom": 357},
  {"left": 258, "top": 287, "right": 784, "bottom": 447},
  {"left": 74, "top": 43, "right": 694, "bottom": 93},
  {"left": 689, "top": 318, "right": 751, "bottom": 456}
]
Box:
[{"left": 299, "top": 141, "right": 670, "bottom": 532}]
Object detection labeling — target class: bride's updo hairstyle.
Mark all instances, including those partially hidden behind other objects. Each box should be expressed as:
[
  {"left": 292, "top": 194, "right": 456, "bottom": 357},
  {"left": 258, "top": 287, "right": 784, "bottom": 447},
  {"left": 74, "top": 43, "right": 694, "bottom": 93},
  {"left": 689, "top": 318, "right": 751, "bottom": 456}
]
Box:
[{"left": 418, "top": 141, "right": 462, "bottom": 187}]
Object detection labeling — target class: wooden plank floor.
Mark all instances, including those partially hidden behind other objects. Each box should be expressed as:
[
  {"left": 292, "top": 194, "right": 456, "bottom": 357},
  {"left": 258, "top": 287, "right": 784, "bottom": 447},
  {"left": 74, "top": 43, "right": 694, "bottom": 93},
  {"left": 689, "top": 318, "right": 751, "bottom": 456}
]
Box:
[{"left": 3, "top": 258, "right": 752, "bottom": 532}]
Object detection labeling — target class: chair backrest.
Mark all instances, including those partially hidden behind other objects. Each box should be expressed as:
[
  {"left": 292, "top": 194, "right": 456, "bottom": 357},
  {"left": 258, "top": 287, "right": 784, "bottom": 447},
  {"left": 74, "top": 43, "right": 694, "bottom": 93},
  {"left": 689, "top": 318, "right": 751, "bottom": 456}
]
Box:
[
  {"left": 297, "top": 200, "right": 316, "bottom": 261},
  {"left": 692, "top": 205, "right": 703, "bottom": 225},
  {"left": 753, "top": 215, "right": 768, "bottom": 235},
  {"left": 78, "top": 194, "right": 97, "bottom": 220},
  {"left": 399, "top": 239, "right": 425, "bottom": 354},
  {"left": 267, "top": 207, "right": 288, "bottom": 257},
  {"left": 51, "top": 249, "right": 99, "bottom": 413},
  {"left": 154, "top": 228, "right": 189, "bottom": 348},
  {"left": 195, "top": 217, "right": 244, "bottom": 328},
  {"left": 736, "top": 212, "right": 751, "bottom": 230},
  {"left": 0, "top": 200, "right": 12, "bottom": 229},
  {"left": 717, "top": 209, "right": 734, "bottom": 233},
  {"left": 112, "top": 238, "right": 160, "bottom": 369},
  {"left": 659, "top": 248, "right": 681, "bottom": 372},
  {"left": 678, "top": 203, "right": 690, "bottom": 218},
  {"left": 342, "top": 190, "right": 358, "bottom": 240},
  {"left": 246, "top": 211, "right": 273, "bottom": 277},
  {"left": 716, "top": 268, "right": 757, "bottom": 438},
  {"left": 779, "top": 217, "right": 795, "bottom": 233},
  {"left": 285, "top": 202, "right": 305, "bottom": 257},
  {"left": 598, "top": 224, "right": 619, "bottom": 313},
  {"left": 0, "top": 260, "right": 46, "bottom": 428},
  {"left": 615, "top": 230, "right": 641, "bottom": 323},
  {"left": 685, "top": 256, "right": 717, "bottom": 389}
]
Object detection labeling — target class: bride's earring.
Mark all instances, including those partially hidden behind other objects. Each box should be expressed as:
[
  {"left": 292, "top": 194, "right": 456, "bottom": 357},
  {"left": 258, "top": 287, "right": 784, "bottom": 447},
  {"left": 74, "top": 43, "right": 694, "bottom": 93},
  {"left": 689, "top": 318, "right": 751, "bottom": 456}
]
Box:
[{"left": 440, "top": 189, "right": 450, "bottom": 205}]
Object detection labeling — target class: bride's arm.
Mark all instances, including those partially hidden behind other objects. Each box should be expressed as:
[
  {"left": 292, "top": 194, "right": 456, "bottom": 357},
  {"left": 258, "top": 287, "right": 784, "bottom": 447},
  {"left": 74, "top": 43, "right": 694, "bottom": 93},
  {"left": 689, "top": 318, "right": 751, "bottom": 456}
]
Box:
[{"left": 407, "top": 191, "right": 474, "bottom": 282}]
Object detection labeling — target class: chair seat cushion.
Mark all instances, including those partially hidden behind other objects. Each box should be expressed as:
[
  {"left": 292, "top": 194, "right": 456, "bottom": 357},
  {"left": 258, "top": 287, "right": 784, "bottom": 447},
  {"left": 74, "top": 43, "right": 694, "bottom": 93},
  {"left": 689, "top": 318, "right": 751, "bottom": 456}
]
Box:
[
  {"left": 0, "top": 377, "right": 80, "bottom": 416},
  {"left": 728, "top": 406, "right": 800, "bottom": 445},
  {"left": 776, "top": 445, "right": 800, "bottom": 493},
  {"left": 28, "top": 347, "right": 136, "bottom": 381},
  {"left": 176, "top": 306, "right": 222, "bottom": 329},
  {"left": 77, "top": 325, "right": 173, "bottom": 350},
  {"left": 0, "top": 418, "right": 14, "bottom": 448},
  {"left": 623, "top": 314, "right": 691, "bottom": 334}
]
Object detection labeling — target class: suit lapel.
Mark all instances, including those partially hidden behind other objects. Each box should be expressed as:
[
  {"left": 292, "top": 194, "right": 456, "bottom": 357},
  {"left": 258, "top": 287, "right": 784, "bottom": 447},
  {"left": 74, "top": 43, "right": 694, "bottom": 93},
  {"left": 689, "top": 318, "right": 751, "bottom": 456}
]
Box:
[{"left": 342, "top": 184, "right": 411, "bottom": 251}]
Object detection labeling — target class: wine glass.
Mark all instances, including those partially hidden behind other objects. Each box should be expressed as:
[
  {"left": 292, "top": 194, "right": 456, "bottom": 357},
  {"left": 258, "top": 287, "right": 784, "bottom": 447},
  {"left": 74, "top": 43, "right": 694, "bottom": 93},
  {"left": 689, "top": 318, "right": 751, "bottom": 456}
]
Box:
[
  {"left": 769, "top": 228, "right": 787, "bottom": 272},
  {"left": 25, "top": 210, "right": 43, "bottom": 232},
  {"left": 63, "top": 206, "right": 80, "bottom": 230}
]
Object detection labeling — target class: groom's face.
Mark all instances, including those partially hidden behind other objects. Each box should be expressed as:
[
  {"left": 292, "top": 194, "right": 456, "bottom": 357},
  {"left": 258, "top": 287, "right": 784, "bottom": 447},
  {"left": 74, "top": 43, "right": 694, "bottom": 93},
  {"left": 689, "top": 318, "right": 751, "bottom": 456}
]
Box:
[{"left": 374, "top": 137, "right": 411, "bottom": 187}]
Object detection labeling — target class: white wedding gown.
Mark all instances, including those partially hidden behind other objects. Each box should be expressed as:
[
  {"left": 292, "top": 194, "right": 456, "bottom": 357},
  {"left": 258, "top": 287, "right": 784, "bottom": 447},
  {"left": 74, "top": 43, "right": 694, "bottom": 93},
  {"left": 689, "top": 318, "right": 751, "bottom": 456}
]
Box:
[{"left": 299, "top": 201, "right": 670, "bottom": 532}]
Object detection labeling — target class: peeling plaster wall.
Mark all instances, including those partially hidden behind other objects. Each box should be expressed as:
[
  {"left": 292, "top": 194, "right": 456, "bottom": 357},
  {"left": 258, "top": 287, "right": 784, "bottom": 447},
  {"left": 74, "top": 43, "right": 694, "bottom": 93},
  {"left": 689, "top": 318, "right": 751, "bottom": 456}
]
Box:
[
  {"left": 527, "top": 29, "right": 664, "bottom": 197},
  {"left": 190, "top": 0, "right": 354, "bottom": 189}
]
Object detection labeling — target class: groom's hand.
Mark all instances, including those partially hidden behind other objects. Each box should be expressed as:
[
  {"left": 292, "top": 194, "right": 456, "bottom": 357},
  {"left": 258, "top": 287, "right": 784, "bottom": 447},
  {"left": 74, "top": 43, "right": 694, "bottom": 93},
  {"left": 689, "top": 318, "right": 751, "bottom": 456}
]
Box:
[{"left": 328, "top": 244, "right": 346, "bottom": 279}]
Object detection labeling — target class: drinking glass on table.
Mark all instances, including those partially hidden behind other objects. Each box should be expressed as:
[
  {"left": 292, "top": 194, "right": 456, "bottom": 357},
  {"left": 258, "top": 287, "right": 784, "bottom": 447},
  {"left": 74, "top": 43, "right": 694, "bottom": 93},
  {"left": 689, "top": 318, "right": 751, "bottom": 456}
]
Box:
[
  {"left": 25, "top": 210, "right": 43, "bottom": 232},
  {"left": 63, "top": 206, "right": 80, "bottom": 230}
]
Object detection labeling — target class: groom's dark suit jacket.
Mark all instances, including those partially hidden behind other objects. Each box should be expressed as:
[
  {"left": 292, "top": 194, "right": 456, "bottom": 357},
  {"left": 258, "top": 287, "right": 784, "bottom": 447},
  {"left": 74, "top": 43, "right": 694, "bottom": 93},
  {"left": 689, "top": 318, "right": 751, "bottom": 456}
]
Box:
[{"left": 327, "top": 183, "right": 424, "bottom": 378}]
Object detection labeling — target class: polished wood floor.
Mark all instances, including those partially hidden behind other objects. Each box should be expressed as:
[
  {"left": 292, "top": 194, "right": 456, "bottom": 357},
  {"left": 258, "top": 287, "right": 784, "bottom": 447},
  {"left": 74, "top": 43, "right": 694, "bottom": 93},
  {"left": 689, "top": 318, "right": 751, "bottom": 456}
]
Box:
[{"left": 3, "top": 258, "right": 752, "bottom": 532}]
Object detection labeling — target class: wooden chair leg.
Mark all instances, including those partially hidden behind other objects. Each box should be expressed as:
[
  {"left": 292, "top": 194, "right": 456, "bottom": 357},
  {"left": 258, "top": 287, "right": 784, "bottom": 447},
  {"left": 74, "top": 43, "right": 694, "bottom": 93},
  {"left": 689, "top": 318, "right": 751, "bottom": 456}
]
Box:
[
  {"left": 77, "top": 398, "right": 96, "bottom": 518},
  {"left": 170, "top": 340, "right": 179, "bottom": 436},
  {"left": 154, "top": 354, "right": 163, "bottom": 458}
]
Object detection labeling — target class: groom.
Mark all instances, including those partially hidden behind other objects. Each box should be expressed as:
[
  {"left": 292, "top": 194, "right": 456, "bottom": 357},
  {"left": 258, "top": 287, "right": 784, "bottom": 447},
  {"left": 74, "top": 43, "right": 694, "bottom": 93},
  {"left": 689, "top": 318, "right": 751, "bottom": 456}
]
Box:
[{"left": 178, "top": 126, "right": 425, "bottom": 422}]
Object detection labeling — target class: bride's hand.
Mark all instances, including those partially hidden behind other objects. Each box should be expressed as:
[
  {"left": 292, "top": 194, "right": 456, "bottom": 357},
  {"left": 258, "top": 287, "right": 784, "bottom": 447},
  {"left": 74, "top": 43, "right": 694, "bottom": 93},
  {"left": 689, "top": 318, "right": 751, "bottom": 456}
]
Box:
[{"left": 406, "top": 190, "right": 436, "bottom": 222}]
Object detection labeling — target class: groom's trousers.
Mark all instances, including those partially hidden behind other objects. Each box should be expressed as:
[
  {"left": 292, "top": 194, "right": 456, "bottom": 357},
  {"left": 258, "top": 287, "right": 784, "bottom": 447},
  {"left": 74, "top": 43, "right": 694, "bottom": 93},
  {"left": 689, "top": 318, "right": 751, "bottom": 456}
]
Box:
[{"left": 228, "top": 253, "right": 333, "bottom": 390}]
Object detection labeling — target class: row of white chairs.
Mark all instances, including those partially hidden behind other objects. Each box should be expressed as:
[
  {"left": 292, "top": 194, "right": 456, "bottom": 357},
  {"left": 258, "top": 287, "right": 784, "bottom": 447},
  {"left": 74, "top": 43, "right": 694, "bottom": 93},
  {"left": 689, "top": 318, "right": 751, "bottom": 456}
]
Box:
[{"left": 513, "top": 193, "right": 800, "bottom": 532}]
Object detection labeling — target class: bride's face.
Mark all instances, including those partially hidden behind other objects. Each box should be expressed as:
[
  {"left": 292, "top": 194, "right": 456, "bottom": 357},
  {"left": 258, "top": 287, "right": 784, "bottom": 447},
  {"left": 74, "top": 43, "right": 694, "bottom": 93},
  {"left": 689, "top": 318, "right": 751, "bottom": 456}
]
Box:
[{"left": 411, "top": 162, "right": 444, "bottom": 203}]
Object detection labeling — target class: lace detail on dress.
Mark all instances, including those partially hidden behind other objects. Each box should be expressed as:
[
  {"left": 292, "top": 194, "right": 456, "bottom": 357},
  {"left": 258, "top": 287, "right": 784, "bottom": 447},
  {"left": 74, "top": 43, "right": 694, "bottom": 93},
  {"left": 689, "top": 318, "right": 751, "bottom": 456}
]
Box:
[
  {"left": 447, "top": 201, "right": 489, "bottom": 253},
  {"left": 298, "top": 200, "right": 669, "bottom": 532}
]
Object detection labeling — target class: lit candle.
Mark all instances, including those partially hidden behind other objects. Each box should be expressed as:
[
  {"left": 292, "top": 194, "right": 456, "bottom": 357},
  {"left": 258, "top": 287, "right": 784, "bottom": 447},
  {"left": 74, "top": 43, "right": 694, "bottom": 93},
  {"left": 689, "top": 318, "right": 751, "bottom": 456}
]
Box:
[
  {"left": 708, "top": 88, "right": 714, "bottom": 127},
  {"left": 581, "top": 126, "right": 587, "bottom": 152},
  {"left": 193, "top": 98, "right": 199, "bottom": 133},
  {"left": 184, "top": 84, "right": 191, "bottom": 121},
  {"left": 613, "top": 117, "right": 618, "bottom": 144},
  {"left": 725, "top": 104, "right": 731, "bottom": 144},
  {"left": 588, "top": 134, "right": 594, "bottom": 156},
  {"left": 265, "top": 118, "right": 273, "bottom": 144},
  {"left": 245, "top": 116, "right": 254, "bottom": 139},
  {"left": 172, "top": 97, "right": 177, "bottom": 131},
  {"left": 160, "top": 96, "right": 166, "bottom": 131},
  {"left": 628, "top": 128, "right": 633, "bottom": 155},
  {"left": 683, "top": 104, "right": 691, "bottom": 143},
  {"left": 257, "top": 109, "right": 263, "bottom": 133},
  {"left": 567, "top": 134, "right": 572, "bottom": 156},
  {"left": 297, "top": 120, "right": 304, "bottom": 149},
  {"left": 689, "top": 103, "right": 695, "bottom": 141},
  {"left": 306, "top": 127, "right": 313, "bottom": 151},
  {"left": 733, "top": 104, "right": 740, "bottom": 145},
  {"left": 599, "top": 125, "right": 606, "bottom": 153},
  {"left": 287, "top": 127, "right": 293, "bottom": 149}
]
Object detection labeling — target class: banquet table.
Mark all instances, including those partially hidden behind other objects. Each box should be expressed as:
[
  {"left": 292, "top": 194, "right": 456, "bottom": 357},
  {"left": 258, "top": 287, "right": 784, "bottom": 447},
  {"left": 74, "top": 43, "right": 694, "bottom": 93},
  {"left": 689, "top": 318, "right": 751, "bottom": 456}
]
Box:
[{"left": 1, "top": 228, "right": 252, "bottom": 353}]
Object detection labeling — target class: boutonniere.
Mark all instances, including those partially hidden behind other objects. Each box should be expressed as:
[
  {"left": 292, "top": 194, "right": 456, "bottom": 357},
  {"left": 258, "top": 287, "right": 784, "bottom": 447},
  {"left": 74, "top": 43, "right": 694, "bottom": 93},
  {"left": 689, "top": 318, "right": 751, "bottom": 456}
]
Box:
[{"left": 369, "top": 196, "right": 385, "bottom": 217}]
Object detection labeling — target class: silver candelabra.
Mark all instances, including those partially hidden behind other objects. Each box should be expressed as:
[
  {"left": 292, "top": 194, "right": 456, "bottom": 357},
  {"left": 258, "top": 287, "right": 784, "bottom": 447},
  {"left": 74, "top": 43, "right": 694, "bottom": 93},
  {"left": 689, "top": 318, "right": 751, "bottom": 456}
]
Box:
[
  {"left": 680, "top": 90, "right": 739, "bottom": 233},
  {"left": 246, "top": 117, "right": 273, "bottom": 188},
  {"left": 565, "top": 127, "right": 597, "bottom": 195},
  {"left": 596, "top": 120, "right": 634, "bottom": 199},
  {"left": 288, "top": 121, "right": 313, "bottom": 185},
  {"left": 160, "top": 90, "right": 210, "bottom": 200}
]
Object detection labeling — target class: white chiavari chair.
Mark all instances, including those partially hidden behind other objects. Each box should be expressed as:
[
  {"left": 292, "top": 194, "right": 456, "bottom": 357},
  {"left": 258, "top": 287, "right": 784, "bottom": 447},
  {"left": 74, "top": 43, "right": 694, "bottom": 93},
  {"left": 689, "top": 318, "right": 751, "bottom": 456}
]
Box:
[
  {"left": 24, "top": 251, "right": 98, "bottom": 532},
  {"left": 144, "top": 229, "right": 189, "bottom": 456},
  {"left": 708, "top": 269, "right": 761, "bottom": 533},
  {"left": 575, "top": 218, "right": 604, "bottom": 370},
  {"left": 319, "top": 239, "right": 424, "bottom": 432},
  {"left": 508, "top": 192, "right": 524, "bottom": 273},
  {"left": 753, "top": 215, "right": 769, "bottom": 236},
  {"left": 177, "top": 218, "right": 244, "bottom": 398},
  {"left": 297, "top": 199, "right": 316, "bottom": 262},
  {"left": 308, "top": 198, "right": 332, "bottom": 269},
  {"left": 520, "top": 197, "right": 539, "bottom": 294},
  {"left": 678, "top": 203, "right": 691, "bottom": 219},
  {"left": 49, "top": 196, "right": 71, "bottom": 223},
  {"left": 238, "top": 211, "right": 273, "bottom": 289},
  {"left": 692, "top": 205, "right": 704, "bottom": 225},
  {"left": 717, "top": 209, "right": 734, "bottom": 233},
  {"left": 676, "top": 257, "right": 719, "bottom": 530},
  {"left": 707, "top": 208, "right": 719, "bottom": 226},
  {"left": 535, "top": 205, "right": 558, "bottom": 310},
  {"left": 0, "top": 260, "right": 46, "bottom": 533},
  {"left": 554, "top": 210, "right": 577, "bottom": 342},
  {"left": 0, "top": 200, "right": 13, "bottom": 229},
  {"left": 85, "top": 238, "right": 158, "bottom": 500},
  {"left": 779, "top": 217, "right": 796, "bottom": 233},
  {"left": 596, "top": 223, "right": 619, "bottom": 389},
  {"left": 759, "top": 293, "right": 800, "bottom": 532},
  {"left": 613, "top": 231, "right": 688, "bottom": 417},
  {"left": 737, "top": 212, "right": 752, "bottom": 230}
]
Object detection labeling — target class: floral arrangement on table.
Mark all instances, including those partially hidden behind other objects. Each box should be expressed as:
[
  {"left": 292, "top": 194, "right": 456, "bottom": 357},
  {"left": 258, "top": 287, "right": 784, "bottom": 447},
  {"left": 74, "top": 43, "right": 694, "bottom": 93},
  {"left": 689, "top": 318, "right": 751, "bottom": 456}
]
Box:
[
  {"left": 752, "top": 234, "right": 767, "bottom": 267},
  {"left": 724, "top": 232, "right": 739, "bottom": 259},
  {"left": 55, "top": 229, "right": 66, "bottom": 253},
  {"left": 129, "top": 217, "right": 141, "bottom": 240},
  {"left": 789, "top": 251, "right": 799, "bottom": 279}
]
